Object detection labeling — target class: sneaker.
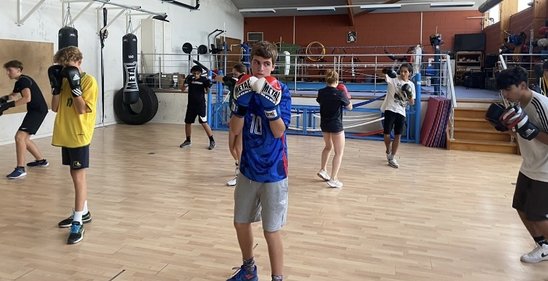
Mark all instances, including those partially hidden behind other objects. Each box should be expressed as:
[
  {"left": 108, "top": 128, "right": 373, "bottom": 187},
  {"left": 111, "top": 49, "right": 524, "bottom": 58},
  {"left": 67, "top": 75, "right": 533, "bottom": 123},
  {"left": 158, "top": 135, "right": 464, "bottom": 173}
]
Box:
[
  {"left": 227, "top": 265, "right": 258, "bottom": 281},
  {"left": 6, "top": 167, "right": 26, "bottom": 179},
  {"left": 226, "top": 176, "right": 237, "bottom": 186},
  {"left": 388, "top": 158, "right": 399, "bottom": 168},
  {"left": 179, "top": 140, "right": 191, "bottom": 148},
  {"left": 327, "top": 179, "right": 343, "bottom": 188},
  {"left": 208, "top": 140, "right": 216, "bottom": 150},
  {"left": 58, "top": 212, "right": 92, "bottom": 228},
  {"left": 26, "top": 159, "right": 49, "bottom": 167},
  {"left": 520, "top": 244, "right": 548, "bottom": 263},
  {"left": 67, "top": 221, "right": 84, "bottom": 244},
  {"left": 317, "top": 169, "right": 330, "bottom": 181},
  {"left": 386, "top": 152, "right": 392, "bottom": 161}
]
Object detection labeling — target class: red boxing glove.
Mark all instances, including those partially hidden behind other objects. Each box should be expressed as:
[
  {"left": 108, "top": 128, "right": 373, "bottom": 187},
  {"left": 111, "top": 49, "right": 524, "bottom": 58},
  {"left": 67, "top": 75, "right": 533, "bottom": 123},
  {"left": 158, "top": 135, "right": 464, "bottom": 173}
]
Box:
[{"left": 337, "top": 83, "right": 351, "bottom": 99}]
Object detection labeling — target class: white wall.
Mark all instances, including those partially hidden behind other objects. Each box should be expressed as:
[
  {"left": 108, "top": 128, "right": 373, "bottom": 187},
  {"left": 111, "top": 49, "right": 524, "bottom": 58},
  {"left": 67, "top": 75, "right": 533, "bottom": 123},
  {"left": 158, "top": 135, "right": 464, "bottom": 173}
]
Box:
[{"left": 0, "top": 0, "right": 243, "bottom": 145}]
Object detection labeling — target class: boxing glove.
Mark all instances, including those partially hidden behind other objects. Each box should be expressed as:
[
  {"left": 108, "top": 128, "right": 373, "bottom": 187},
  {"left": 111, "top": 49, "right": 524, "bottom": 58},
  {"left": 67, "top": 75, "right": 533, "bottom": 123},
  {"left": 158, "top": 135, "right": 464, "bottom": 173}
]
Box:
[
  {"left": 0, "top": 100, "right": 15, "bottom": 116},
  {"left": 253, "top": 76, "right": 282, "bottom": 121},
  {"left": 500, "top": 106, "right": 540, "bottom": 140},
  {"left": 62, "top": 66, "right": 82, "bottom": 97},
  {"left": 0, "top": 95, "right": 9, "bottom": 104},
  {"left": 232, "top": 74, "right": 258, "bottom": 117},
  {"left": 382, "top": 67, "right": 397, "bottom": 79},
  {"left": 401, "top": 83, "right": 413, "bottom": 100},
  {"left": 337, "top": 83, "right": 351, "bottom": 99},
  {"left": 48, "top": 65, "right": 64, "bottom": 96},
  {"left": 485, "top": 103, "right": 509, "bottom": 132}
]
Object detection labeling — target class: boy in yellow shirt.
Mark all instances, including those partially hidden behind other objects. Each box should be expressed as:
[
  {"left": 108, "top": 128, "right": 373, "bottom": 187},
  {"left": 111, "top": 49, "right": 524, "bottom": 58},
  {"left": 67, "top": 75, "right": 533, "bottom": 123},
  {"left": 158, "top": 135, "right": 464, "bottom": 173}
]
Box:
[{"left": 49, "top": 46, "right": 98, "bottom": 244}]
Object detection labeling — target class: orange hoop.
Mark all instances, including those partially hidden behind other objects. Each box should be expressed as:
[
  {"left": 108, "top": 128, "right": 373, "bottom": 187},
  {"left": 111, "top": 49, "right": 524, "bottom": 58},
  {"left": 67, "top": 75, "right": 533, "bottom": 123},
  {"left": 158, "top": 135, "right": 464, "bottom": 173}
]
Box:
[{"left": 306, "top": 41, "right": 325, "bottom": 62}]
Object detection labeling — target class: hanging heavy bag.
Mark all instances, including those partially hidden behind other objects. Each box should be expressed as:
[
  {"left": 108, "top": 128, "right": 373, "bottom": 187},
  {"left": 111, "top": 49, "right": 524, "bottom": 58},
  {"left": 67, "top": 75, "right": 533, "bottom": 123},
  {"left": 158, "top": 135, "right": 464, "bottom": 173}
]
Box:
[
  {"left": 58, "top": 26, "right": 78, "bottom": 50},
  {"left": 122, "top": 33, "right": 139, "bottom": 104}
]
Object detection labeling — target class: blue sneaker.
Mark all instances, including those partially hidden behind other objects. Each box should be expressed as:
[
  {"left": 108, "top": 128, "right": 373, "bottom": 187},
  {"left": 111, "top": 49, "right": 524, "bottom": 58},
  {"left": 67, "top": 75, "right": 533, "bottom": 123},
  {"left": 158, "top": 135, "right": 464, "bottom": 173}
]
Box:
[
  {"left": 6, "top": 167, "right": 26, "bottom": 179},
  {"left": 227, "top": 265, "right": 258, "bottom": 281},
  {"left": 67, "top": 221, "right": 85, "bottom": 244}
]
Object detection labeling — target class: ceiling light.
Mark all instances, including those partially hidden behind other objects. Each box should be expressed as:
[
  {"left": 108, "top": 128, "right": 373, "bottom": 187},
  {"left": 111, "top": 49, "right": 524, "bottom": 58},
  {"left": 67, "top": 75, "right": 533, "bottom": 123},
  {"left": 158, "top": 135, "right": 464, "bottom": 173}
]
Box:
[
  {"left": 431, "top": 2, "right": 475, "bottom": 7},
  {"left": 360, "top": 4, "right": 401, "bottom": 9},
  {"left": 296, "top": 6, "right": 336, "bottom": 12},
  {"left": 239, "top": 8, "right": 276, "bottom": 13}
]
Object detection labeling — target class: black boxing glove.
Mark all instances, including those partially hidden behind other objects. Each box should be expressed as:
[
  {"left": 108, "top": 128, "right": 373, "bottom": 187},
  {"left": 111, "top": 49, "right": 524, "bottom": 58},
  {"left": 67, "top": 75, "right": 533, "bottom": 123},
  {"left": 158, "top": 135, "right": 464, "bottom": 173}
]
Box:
[{"left": 485, "top": 103, "right": 509, "bottom": 132}]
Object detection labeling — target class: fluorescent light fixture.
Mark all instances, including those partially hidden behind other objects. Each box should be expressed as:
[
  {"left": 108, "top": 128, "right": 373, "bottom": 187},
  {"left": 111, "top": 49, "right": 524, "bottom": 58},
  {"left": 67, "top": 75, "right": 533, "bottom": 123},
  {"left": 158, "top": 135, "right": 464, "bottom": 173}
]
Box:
[
  {"left": 431, "top": 2, "right": 475, "bottom": 7},
  {"left": 360, "top": 4, "right": 401, "bottom": 9},
  {"left": 296, "top": 6, "right": 336, "bottom": 12},
  {"left": 239, "top": 8, "right": 276, "bottom": 13}
]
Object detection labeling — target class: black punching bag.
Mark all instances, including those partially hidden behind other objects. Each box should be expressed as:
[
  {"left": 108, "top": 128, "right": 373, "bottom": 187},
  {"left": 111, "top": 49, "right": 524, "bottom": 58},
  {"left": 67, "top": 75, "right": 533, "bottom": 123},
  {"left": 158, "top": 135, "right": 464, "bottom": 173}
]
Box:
[
  {"left": 58, "top": 26, "right": 78, "bottom": 49},
  {"left": 122, "top": 33, "right": 139, "bottom": 104}
]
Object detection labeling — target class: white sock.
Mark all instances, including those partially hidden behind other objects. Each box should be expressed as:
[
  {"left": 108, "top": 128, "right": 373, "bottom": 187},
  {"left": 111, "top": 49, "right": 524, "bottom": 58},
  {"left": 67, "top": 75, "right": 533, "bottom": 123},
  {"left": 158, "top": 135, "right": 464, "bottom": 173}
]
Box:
[
  {"left": 83, "top": 201, "right": 88, "bottom": 214},
  {"left": 73, "top": 211, "right": 84, "bottom": 223}
]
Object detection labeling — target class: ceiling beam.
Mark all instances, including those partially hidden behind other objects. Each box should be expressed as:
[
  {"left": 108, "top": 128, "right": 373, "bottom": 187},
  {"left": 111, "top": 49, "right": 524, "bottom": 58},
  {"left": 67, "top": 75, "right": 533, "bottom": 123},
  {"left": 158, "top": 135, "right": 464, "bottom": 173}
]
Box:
[
  {"left": 346, "top": 0, "right": 354, "bottom": 26},
  {"left": 355, "top": 0, "right": 401, "bottom": 17}
]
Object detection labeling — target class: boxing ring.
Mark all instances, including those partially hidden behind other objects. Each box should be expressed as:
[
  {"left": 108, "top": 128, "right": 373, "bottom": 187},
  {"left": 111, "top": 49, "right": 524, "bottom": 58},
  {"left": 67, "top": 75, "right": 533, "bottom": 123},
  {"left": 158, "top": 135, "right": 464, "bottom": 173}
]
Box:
[{"left": 139, "top": 51, "right": 457, "bottom": 144}]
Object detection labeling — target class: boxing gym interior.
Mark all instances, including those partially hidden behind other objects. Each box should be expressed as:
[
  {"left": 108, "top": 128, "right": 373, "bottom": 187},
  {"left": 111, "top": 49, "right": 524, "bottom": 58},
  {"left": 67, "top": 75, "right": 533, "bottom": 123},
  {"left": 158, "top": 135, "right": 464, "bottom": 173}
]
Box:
[{"left": 0, "top": 0, "right": 547, "bottom": 280}]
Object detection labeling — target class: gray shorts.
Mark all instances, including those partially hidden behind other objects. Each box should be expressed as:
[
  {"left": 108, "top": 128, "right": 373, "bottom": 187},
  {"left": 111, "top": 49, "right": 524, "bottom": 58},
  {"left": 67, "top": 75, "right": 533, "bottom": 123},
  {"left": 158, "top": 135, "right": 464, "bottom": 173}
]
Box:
[{"left": 234, "top": 173, "right": 288, "bottom": 232}]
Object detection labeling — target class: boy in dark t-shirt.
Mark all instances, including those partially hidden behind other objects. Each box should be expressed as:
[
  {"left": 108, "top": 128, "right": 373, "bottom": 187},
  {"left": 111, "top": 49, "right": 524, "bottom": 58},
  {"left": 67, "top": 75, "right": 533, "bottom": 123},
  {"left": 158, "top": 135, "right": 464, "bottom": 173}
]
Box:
[
  {"left": 179, "top": 65, "right": 215, "bottom": 150},
  {"left": 0, "top": 60, "right": 49, "bottom": 179}
]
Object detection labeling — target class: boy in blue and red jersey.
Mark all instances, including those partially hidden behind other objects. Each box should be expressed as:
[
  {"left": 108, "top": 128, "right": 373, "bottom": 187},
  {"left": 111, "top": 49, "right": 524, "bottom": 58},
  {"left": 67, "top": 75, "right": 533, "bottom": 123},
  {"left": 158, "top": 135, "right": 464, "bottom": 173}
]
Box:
[{"left": 226, "top": 41, "right": 292, "bottom": 281}]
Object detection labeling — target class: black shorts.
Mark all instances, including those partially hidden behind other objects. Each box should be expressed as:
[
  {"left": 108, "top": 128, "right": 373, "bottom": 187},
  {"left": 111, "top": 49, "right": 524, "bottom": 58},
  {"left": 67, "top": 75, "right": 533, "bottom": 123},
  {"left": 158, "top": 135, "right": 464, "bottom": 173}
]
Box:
[
  {"left": 62, "top": 145, "right": 90, "bottom": 170},
  {"left": 320, "top": 121, "right": 344, "bottom": 133},
  {"left": 512, "top": 172, "right": 548, "bottom": 221},
  {"left": 185, "top": 103, "right": 207, "bottom": 124},
  {"left": 383, "top": 110, "right": 405, "bottom": 135},
  {"left": 19, "top": 111, "right": 47, "bottom": 135}
]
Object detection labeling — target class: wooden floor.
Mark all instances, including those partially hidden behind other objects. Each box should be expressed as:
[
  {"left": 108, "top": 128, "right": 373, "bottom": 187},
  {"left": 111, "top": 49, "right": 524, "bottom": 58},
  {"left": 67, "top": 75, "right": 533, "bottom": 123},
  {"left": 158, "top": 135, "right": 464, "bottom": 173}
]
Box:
[{"left": 0, "top": 123, "right": 547, "bottom": 281}]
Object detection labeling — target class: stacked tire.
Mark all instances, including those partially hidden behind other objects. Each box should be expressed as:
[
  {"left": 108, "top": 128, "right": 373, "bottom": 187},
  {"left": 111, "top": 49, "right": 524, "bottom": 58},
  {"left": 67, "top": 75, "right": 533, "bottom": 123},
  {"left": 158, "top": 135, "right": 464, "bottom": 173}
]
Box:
[{"left": 114, "top": 84, "right": 158, "bottom": 125}]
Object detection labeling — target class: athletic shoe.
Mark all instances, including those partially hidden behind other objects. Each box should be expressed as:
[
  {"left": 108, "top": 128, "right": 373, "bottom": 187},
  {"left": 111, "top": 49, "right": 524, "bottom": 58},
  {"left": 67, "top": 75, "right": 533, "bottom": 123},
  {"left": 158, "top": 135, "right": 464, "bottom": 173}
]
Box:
[
  {"left": 520, "top": 244, "right": 548, "bottom": 263},
  {"left": 226, "top": 176, "right": 237, "bottom": 186},
  {"left": 317, "top": 169, "right": 330, "bottom": 181},
  {"left": 67, "top": 221, "right": 84, "bottom": 244},
  {"left": 388, "top": 158, "right": 399, "bottom": 168},
  {"left": 386, "top": 152, "right": 392, "bottom": 161},
  {"left": 227, "top": 265, "right": 258, "bottom": 281},
  {"left": 6, "top": 167, "right": 26, "bottom": 179},
  {"left": 208, "top": 140, "right": 216, "bottom": 150},
  {"left": 179, "top": 140, "right": 191, "bottom": 148},
  {"left": 327, "top": 179, "right": 343, "bottom": 188},
  {"left": 58, "top": 212, "right": 92, "bottom": 228},
  {"left": 26, "top": 159, "right": 49, "bottom": 167}
]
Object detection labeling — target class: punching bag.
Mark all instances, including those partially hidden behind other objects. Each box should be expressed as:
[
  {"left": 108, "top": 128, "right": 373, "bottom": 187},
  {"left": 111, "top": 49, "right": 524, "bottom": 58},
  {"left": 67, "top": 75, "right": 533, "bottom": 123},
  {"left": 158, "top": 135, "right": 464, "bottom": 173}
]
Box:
[
  {"left": 122, "top": 33, "right": 139, "bottom": 105},
  {"left": 58, "top": 26, "right": 78, "bottom": 49}
]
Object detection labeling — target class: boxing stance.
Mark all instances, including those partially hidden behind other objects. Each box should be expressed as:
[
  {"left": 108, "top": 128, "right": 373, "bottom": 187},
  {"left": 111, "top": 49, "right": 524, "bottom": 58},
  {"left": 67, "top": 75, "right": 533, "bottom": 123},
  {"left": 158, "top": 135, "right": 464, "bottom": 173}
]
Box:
[
  {"left": 50, "top": 46, "right": 98, "bottom": 245},
  {"left": 214, "top": 63, "right": 247, "bottom": 186},
  {"left": 179, "top": 65, "right": 216, "bottom": 150},
  {"left": 486, "top": 66, "right": 548, "bottom": 263},
  {"left": 316, "top": 70, "right": 352, "bottom": 188},
  {"left": 227, "top": 41, "right": 292, "bottom": 281},
  {"left": 380, "top": 63, "right": 415, "bottom": 168},
  {"left": 1, "top": 60, "right": 49, "bottom": 179}
]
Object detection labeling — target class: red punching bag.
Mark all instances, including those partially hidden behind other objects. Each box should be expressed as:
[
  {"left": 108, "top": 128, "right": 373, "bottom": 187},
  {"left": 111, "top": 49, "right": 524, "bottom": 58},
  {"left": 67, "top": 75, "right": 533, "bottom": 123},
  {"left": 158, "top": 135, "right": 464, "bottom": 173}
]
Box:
[{"left": 122, "top": 33, "right": 139, "bottom": 104}]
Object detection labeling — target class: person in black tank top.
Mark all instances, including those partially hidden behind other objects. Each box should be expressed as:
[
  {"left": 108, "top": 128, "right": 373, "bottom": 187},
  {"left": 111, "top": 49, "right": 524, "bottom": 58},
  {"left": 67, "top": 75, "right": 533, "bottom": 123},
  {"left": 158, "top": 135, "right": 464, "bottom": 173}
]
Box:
[
  {"left": 1, "top": 60, "right": 49, "bottom": 179},
  {"left": 315, "top": 69, "right": 352, "bottom": 188}
]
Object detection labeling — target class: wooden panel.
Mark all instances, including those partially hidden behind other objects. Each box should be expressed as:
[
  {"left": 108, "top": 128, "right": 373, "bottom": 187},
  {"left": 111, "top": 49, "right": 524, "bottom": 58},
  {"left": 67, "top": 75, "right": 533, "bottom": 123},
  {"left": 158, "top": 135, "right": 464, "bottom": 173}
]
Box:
[
  {"left": 0, "top": 39, "right": 54, "bottom": 114},
  {"left": 0, "top": 123, "right": 546, "bottom": 280},
  {"left": 454, "top": 117, "right": 493, "bottom": 130},
  {"left": 449, "top": 139, "right": 517, "bottom": 153},
  {"left": 453, "top": 128, "right": 512, "bottom": 142},
  {"left": 216, "top": 37, "right": 242, "bottom": 73}
]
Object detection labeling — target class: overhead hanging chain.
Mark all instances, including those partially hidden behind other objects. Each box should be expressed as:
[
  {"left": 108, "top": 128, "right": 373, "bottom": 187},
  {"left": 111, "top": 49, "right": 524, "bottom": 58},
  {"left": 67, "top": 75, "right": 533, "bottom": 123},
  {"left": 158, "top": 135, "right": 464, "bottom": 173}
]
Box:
[
  {"left": 63, "top": 2, "right": 74, "bottom": 27},
  {"left": 126, "top": 12, "right": 133, "bottom": 34}
]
